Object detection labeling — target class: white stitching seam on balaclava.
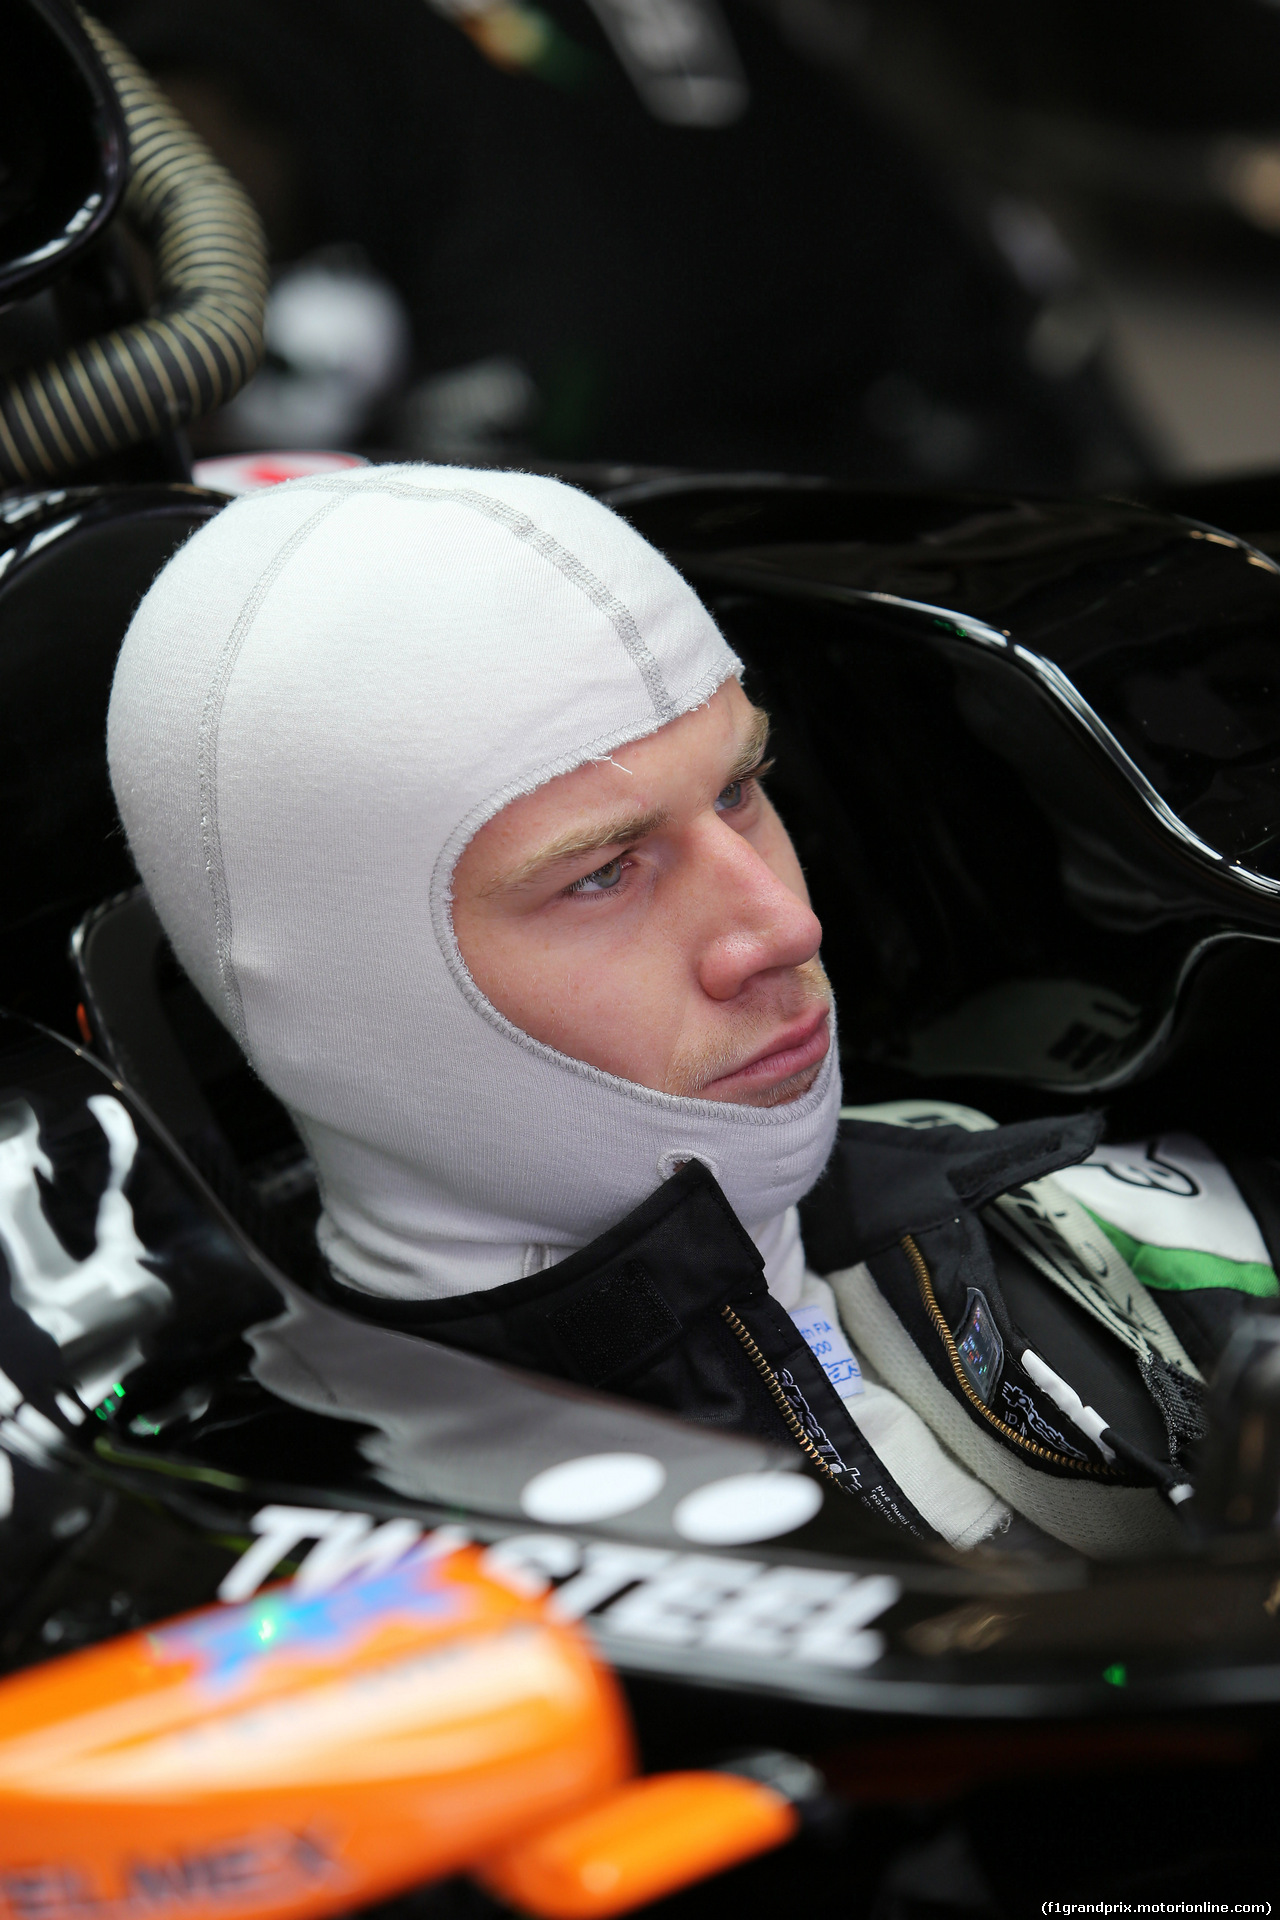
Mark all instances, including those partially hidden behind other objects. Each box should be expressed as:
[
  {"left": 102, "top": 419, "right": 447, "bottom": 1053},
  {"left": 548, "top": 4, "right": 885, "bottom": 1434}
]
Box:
[
  {"left": 108, "top": 464, "right": 842, "bottom": 1301},
  {"left": 300, "top": 475, "right": 682, "bottom": 718}
]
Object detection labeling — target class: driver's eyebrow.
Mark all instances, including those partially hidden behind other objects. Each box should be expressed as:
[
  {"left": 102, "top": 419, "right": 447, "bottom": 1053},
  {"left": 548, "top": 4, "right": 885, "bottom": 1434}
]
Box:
[
  {"left": 485, "top": 805, "right": 671, "bottom": 894},
  {"left": 727, "top": 706, "right": 771, "bottom": 782},
  {"left": 486, "top": 707, "right": 771, "bottom": 896}
]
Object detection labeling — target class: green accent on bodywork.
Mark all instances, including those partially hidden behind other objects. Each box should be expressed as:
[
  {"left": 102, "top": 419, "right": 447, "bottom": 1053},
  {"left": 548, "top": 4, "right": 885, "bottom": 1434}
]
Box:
[
  {"left": 94, "top": 1436, "right": 249, "bottom": 1492},
  {"left": 206, "top": 1534, "right": 305, "bottom": 1580},
  {"left": 1086, "top": 1209, "right": 1280, "bottom": 1299}
]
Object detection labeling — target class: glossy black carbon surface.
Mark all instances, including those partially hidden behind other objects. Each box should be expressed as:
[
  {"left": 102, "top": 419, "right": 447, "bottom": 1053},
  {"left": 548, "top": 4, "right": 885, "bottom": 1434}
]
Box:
[
  {"left": 609, "top": 482, "right": 1280, "bottom": 1106},
  {"left": 0, "top": 485, "right": 222, "bottom": 1027},
  {"left": 0, "top": 0, "right": 128, "bottom": 303}
]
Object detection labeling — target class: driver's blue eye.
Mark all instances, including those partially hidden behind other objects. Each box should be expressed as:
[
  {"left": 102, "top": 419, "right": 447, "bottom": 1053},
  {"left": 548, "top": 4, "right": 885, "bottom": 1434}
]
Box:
[
  {"left": 715, "top": 779, "right": 744, "bottom": 812},
  {"left": 568, "top": 857, "right": 624, "bottom": 894}
]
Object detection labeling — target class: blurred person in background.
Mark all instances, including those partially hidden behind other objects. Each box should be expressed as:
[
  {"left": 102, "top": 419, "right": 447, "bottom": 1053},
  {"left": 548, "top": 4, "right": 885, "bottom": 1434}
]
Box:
[{"left": 93, "top": 0, "right": 1146, "bottom": 486}]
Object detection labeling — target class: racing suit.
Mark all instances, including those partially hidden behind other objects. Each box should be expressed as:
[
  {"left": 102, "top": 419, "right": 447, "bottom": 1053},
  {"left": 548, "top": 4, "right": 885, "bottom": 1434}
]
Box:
[{"left": 315, "top": 1105, "right": 1251, "bottom": 1557}]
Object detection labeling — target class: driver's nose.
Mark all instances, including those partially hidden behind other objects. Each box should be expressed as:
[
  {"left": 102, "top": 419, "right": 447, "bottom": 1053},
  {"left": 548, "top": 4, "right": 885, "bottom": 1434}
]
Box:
[{"left": 695, "top": 824, "right": 823, "bottom": 1004}]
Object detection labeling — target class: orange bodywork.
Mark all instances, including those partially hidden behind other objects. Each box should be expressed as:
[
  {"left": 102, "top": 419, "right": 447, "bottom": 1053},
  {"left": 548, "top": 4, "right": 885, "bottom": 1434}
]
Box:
[
  {"left": 480, "top": 1770, "right": 800, "bottom": 1919},
  {"left": 0, "top": 1545, "right": 632, "bottom": 1920}
]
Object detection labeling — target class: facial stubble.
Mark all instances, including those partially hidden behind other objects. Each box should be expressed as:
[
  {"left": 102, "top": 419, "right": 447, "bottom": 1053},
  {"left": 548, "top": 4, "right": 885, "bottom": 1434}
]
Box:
[{"left": 661, "top": 957, "right": 833, "bottom": 1105}]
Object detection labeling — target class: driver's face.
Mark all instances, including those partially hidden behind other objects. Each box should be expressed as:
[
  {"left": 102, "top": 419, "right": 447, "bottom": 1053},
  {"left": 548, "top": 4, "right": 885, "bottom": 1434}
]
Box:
[{"left": 452, "top": 678, "right": 830, "bottom": 1107}]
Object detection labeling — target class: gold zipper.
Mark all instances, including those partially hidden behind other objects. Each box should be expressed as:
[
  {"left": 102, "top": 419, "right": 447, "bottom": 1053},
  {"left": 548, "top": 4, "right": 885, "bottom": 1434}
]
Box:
[
  {"left": 720, "top": 1302, "right": 842, "bottom": 1485},
  {"left": 901, "top": 1233, "right": 1117, "bottom": 1479}
]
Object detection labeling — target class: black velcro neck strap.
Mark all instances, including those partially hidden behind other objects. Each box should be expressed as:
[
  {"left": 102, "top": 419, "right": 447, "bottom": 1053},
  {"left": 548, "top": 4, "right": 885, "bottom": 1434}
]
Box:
[
  {"left": 942, "top": 1115, "right": 1103, "bottom": 1204},
  {"left": 800, "top": 1108, "right": 1103, "bottom": 1273},
  {"left": 309, "top": 1158, "right": 763, "bottom": 1353}
]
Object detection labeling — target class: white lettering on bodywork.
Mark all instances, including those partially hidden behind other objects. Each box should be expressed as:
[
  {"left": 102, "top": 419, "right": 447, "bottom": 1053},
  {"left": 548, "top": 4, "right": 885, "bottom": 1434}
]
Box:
[
  {"left": 479, "top": 1533, "right": 900, "bottom": 1670},
  {"left": 217, "top": 1505, "right": 461, "bottom": 1602},
  {"left": 221, "top": 1510, "right": 900, "bottom": 1673}
]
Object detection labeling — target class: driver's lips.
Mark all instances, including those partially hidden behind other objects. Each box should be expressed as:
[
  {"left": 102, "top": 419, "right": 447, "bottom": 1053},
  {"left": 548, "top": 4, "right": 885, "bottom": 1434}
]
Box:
[{"left": 700, "top": 1003, "right": 830, "bottom": 1099}]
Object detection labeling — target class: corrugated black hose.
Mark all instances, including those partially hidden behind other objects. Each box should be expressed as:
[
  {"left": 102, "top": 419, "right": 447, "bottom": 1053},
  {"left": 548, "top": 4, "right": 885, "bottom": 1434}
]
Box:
[{"left": 0, "top": 11, "right": 268, "bottom": 486}]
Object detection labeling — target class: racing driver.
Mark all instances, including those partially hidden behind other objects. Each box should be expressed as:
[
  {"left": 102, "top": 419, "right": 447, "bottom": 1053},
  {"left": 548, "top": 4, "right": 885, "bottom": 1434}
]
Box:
[{"left": 106, "top": 464, "right": 1209, "bottom": 1560}]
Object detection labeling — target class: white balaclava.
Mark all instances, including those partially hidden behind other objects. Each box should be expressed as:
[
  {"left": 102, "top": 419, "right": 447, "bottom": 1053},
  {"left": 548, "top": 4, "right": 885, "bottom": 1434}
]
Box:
[{"left": 107, "top": 465, "right": 841, "bottom": 1302}]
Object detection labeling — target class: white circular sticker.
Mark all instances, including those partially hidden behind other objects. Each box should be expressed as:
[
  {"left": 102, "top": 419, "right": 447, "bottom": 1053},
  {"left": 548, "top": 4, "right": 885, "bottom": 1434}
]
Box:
[
  {"left": 520, "top": 1452, "right": 666, "bottom": 1524},
  {"left": 672, "top": 1471, "right": 823, "bottom": 1544}
]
